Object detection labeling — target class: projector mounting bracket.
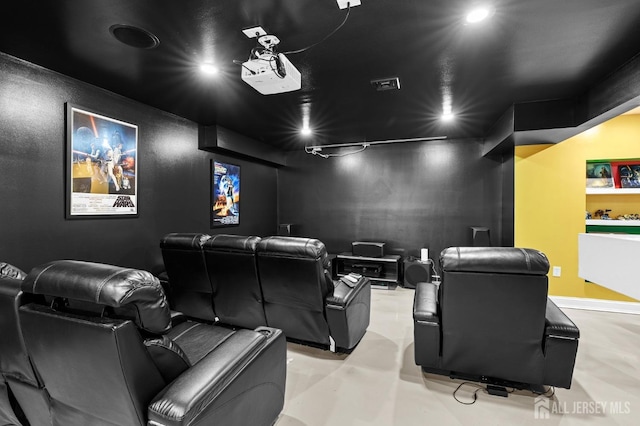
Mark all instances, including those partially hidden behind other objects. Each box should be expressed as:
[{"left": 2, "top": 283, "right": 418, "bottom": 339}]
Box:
[{"left": 257, "top": 35, "right": 280, "bottom": 50}]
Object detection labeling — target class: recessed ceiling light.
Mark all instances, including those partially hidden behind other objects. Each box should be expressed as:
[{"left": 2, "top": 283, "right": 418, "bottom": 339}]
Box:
[
  {"left": 200, "top": 63, "right": 219, "bottom": 75},
  {"left": 466, "top": 6, "right": 494, "bottom": 24},
  {"left": 441, "top": 112, "right": 455, "bottom": 122},
  {"left": 109, "top": 24, "right": 160, "bottom": 49}
]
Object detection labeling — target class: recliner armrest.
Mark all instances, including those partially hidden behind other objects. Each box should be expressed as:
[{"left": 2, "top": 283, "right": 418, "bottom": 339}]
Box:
[
  {"left": 325, "top": 277, "right": 371, "bottom": 351},
  {"left": 413, "top": 282, "right": 441, "bottom": 368},
  {"left": 545, "top": 299, "right": 579, "bottom": 339},
  {"left": 148, "top": 327, "right": 283, "bottom": 426},
  {"left": 543, "top": 299, "right": 579, "bottom": 389},
  {"left": 413, "top": 282, "right": 439, "bottom": 324},
  {"left": 326, "top": 277, "right": 369, "bottom": 308}
]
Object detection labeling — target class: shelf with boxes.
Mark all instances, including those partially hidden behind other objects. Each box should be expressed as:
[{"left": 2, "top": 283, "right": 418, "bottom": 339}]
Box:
[{"left": 586, "top": 159, "right": 640, "bottom": 233}]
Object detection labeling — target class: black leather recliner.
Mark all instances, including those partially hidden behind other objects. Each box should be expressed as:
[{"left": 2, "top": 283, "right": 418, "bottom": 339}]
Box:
[
  {"left": 0, "top": 262, "right": 51, "bottom": 426},
  {"left": 160, "top": 233, "right": 216, "bottom": 321},
  {"left": 256, "top": 236, "right": 371, "bottom": 352},
  {"left": 0, "top": 263, "right": 24, "bottom": 426},
  {"left": 17, "top": 260, "right": 286, "bottom": 426},
  {"left": 413, "top": 247, "right": 580, "bottom": 390},
  {"left": 202, "top": 234, "right": 268, "bottom": 329}
]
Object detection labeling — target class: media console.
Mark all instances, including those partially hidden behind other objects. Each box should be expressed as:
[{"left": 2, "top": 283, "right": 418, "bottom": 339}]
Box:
[{"left": 334, "top": 252, "right": 401, "bottom": 289}]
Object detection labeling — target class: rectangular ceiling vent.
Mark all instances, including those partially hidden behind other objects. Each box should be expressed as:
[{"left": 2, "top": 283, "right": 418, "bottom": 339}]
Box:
[{"left": 371, "top": 77, "right": 401, "bottom": 91}]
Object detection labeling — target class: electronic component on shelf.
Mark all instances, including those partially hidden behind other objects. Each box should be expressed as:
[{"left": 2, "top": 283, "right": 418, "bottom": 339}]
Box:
[
  {"left": 349, "top": 263, "right": 382, "bottom": 277},
  {"left": 334, "top": 253, "right": 401, "bottom": 289}
]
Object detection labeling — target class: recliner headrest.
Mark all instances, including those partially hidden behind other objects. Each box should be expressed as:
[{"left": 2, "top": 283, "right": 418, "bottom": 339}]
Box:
[
  {"left": 160, "top": 233, "right": 211, "bottom": 249},
  {"left": 257, "top": 236, "right": 327, "bottom": 261},
  {"left": 22, "top": 260, "right": 171, "bottom": 334},
  {"left": 204, "top": 234, "right": 261, "bottom": 253},
  {"left": 440, "top": 247, "right": 549, "bottom": 275}
]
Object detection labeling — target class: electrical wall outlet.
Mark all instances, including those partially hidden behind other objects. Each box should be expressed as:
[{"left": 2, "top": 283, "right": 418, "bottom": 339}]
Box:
[
  {"left": 337, "top": 0, "right": 361, "bottom": 10},
  {"left": 552, "top": 266, "right": 561, "bottom": 277}
]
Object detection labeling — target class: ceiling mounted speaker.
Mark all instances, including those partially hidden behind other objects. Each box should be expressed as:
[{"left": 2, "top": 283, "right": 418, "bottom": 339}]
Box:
[
  {"left": 403, "top": 259, "right": 431, "bottom": 289},
  {"left": 109, "top": 24, "right": 160, "bottom": 49}
]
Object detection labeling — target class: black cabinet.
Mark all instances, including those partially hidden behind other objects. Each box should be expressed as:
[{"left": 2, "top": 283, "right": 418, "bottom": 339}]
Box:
[{"left": 334, "top": 253, "right": 401, "bottom": 288}]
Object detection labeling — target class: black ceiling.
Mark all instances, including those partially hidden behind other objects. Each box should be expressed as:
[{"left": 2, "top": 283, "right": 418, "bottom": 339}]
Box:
[{"left": 2, "top": 0, "right": 640, "bottom": 151}]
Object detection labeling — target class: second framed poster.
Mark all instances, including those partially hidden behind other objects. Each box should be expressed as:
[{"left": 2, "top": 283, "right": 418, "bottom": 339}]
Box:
[
  {"left": 211, "top": 160, "right": 240, "bottom": 227},
  {"left": 66, "top": 103, "right": 138, "bottom": 218}
]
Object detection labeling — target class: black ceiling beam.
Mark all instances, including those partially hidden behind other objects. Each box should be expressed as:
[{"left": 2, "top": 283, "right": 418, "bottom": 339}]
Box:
[
  {"left": 199, "top": 125, "right": 287, "bottom": 167},
  {"left": 586, "top": 51, "right": 640, "bottom": 123},
  {"left": 483, "top": 106, "right": 516, "bottom": 157},
  {"left": 484, "top": 53, "right": 640, "bottom": 157},
  {"left": 514, "top": 99, "right": 585, "bottom": 132}
]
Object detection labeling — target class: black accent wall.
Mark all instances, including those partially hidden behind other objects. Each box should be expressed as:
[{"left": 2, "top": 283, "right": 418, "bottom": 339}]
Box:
[
  {"left": 0, "top": 53, "right": 277, "bottom": 273},
  {"left": 1, "top": 52, "right": 513, "bottom": 275},
  {"left": 278, "top": 139, "right": 513, "bottom": 268}
]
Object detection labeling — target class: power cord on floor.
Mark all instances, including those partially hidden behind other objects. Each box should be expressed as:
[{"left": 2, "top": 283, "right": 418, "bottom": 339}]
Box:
[
  {"left": 452, "top": 382, "right": 554, "bottom": 405},
  {"left": 452, "top": 382, "right": 488, "bottom": 405}
]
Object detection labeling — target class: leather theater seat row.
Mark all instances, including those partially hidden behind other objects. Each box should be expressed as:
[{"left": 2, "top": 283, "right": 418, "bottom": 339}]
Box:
[
  {"left": 0, "top": 260, "right": 286, "bottom": 426},
  {"left": 413, "top": 247, "right": 580, "bottom": 391},
  {"left": 159, "top": 234, "right": 371, "bottom": 352},
  {"left": 1, "top": 245, "right": 580, "bottom": 425}
]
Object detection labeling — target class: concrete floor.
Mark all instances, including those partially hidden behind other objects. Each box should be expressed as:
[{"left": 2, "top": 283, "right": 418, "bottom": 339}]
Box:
[{"left": 276, "top": 287, "right": 640, "bottom": 426}]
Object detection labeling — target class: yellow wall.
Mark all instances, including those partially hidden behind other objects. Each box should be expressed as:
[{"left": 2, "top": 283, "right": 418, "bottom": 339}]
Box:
[{"left": 515, "top": 114, "right": 640, "bottom": 302}]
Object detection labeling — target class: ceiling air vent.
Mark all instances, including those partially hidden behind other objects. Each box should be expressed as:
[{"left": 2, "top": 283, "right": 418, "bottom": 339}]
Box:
[{"left": 370, "top": 77, "right": 400, "bottom": 91}]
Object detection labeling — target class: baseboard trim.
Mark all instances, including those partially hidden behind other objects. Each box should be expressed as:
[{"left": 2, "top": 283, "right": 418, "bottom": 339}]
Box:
[{"left": 550, "top": 296, "right": 640, "bottom": 315}]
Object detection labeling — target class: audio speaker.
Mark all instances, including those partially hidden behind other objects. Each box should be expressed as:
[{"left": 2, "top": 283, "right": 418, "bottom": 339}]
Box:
[
  {"left": 352, "top": 241, "right": 385, "bottom": 258},
  {"left": 470, "top": 226, "right": 491, "bottom": 246},
  {"left": 403, "top": 259, "right": 431, "bottom": 289},
  {"left": 278, "top": 224, "right": 293, "bottom": 236}
]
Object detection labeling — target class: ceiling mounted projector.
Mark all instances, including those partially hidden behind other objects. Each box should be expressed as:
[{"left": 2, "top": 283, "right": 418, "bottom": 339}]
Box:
[
  {"left": 240, "top": 34, "right": 301, "bottom": 95},
  {"left": 241, "top": 53, "right": 301, "bottom": 95}
]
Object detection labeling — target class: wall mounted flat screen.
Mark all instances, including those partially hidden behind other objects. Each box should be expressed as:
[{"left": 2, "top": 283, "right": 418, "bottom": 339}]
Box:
[{"left": 211, "top": 160, "right": 240, "bottom": 227}]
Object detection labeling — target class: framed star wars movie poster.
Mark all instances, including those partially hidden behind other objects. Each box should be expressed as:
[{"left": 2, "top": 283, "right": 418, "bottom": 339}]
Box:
[
  {"left": 65, "top": 103, "right": 138, "bottom": 218},
  {"left": 210, "top": 159, "right": 240, "bottom": 227}
]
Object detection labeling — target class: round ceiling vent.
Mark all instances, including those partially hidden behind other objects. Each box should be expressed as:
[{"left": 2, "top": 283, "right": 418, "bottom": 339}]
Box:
[{"left": 109, "top": 24, "right": 160, "bottom": 49}]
